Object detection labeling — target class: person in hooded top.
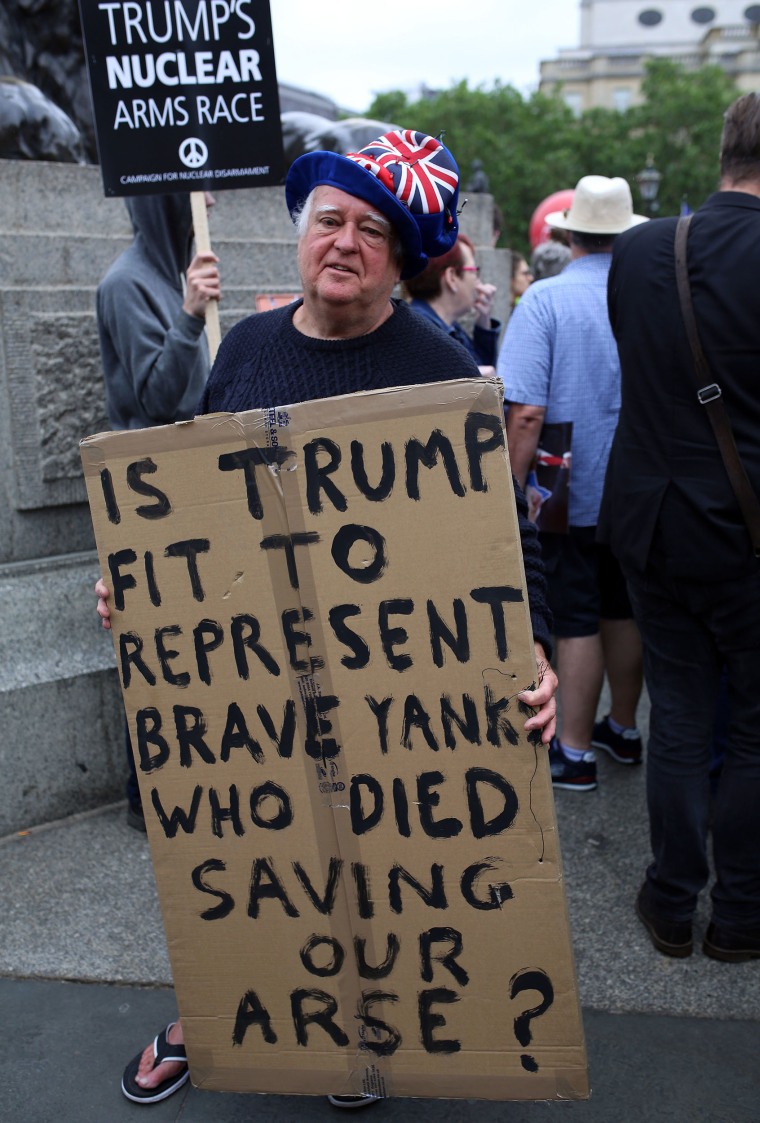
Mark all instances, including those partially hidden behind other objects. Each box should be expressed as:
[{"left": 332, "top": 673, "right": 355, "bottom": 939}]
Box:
[
  {"left": 96, "top": 191, "right": 221, "bottom": 831},
  {"left": 96, "top": 191, "right": 220, "bottom": 430}
]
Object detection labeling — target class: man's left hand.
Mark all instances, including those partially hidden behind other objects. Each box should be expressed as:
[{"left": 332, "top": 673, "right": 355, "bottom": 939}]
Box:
[{"left": 518, "top": 643, "right": 558, "bottom": 744}]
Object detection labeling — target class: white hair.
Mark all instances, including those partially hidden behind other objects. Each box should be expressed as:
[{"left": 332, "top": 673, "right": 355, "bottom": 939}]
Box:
[
  {"left": 291, "top": 189, "right": 315, "bottom": 236},
  {"left": 291, "top": 187, "right": 404, "bottom": 268}
]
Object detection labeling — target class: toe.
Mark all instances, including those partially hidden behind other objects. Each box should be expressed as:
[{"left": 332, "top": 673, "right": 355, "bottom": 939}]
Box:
[{"left": 135, "top": 1043, "right": 185, "bottom": 1090}]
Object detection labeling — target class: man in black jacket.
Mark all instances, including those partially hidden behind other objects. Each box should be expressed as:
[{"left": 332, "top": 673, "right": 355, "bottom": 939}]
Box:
[{"left": 598, "top": 93, "right": 760, "bottom": 963}]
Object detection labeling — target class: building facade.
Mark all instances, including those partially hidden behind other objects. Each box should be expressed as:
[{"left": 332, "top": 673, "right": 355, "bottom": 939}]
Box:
[{"left": 541, "top": 0, "right": 760, "bottom": 112}]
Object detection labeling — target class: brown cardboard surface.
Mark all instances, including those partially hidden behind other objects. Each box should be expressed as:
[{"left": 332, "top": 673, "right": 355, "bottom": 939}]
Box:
[{"left": 80, "top": 377, "right": 588, "bottom": 1101}]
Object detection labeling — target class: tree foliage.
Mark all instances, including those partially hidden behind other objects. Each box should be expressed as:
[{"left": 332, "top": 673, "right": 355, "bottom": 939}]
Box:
[
  {"left": 630, "top": 58, "right": 738, "bottom": 216},
  {"left": 366, "top": 59, "right": 738, "bottom": 253}
]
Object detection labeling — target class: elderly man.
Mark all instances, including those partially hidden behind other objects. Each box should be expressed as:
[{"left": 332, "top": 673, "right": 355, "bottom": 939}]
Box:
[
  {"left": 599, "top": 93, "right": 760, "bottom": 963},
  {"left": 498, "top": 176, "right": 647, "bottom": 793},
  {"left": 97, "top": 129, "right": 557, "bottom": 1108}
]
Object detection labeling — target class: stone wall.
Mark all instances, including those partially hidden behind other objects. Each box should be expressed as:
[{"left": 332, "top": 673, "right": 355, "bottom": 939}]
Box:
[{"left": 0, "top": 158, "right": 507, "bottom": 834}]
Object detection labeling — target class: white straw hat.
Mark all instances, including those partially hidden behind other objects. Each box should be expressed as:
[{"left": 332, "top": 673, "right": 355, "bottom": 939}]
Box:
[{"left": 545, "top": 175, "right": 648, "bottom": 235}]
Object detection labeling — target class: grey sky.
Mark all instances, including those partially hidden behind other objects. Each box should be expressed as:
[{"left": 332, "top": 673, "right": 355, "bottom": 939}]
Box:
[{"left": 270, "top": 1, "right": 580, "bottom": 113}]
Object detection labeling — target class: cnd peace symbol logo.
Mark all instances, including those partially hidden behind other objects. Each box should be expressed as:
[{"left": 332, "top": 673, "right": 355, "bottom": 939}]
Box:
[{"left": 179, "top": 137, "right": 208, "bottom": 168}]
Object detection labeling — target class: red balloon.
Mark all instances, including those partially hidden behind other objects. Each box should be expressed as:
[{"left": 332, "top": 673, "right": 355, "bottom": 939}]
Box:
[{"left": 529, "top": 189, "right": 575, "bottom": 249}]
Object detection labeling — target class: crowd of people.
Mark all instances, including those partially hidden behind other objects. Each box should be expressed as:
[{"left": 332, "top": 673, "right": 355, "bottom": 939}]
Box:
[{"left": 94, "top": 92, "right": 760, "bottom": 1109}]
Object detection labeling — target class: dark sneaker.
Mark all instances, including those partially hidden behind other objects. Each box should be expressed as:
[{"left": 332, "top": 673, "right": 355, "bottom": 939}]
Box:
[
  {"left": 703, "top": 921, "right": 760, "bottom": 963},
  {"left": 127, "top": 802, "right": 146, "bottom": 832},
  {"left": 327, "top": 1094, "right": 381, "bottom": 1109},
  {"left": 591, "top": 715, "right": 642, "bottom": 765},
  {"left": 636, "top": 883, "right": 693, "bottom": 958},
  {"left": 548, "top": 739, "right": 597, "bottom": 791}
]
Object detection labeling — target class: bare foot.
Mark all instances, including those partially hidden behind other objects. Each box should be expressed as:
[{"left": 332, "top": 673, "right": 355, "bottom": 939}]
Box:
[{"left": 136, "top": 1020, "right": 185, "bottom": 1090}]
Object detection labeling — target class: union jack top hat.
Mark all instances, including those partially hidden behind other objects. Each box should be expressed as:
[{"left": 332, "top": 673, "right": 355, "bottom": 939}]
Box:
[{"left": 285, "top": 130, "right": 460, "bottom": 279}]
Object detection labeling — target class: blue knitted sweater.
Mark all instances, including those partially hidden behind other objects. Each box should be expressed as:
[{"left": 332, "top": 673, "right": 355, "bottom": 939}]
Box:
[{"left": 200, "top": 299, "right": 552, "bottom": 655}]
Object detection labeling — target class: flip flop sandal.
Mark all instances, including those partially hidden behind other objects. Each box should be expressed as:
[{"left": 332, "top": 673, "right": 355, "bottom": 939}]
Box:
[{"left": 121, "top": 1021, "right": 190, "bottom": 1104}]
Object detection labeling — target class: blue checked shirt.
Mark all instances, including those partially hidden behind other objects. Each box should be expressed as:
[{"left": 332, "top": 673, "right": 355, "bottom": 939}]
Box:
[{"left": 497, "top": 254, "right": 621, "bottom": 527}]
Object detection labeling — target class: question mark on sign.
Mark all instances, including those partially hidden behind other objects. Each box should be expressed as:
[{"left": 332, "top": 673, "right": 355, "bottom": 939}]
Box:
[{"left": 509, "top": 968, "right": 555, "bottom": 1072}]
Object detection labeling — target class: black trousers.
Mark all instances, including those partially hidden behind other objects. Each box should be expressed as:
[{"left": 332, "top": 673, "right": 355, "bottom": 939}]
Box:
[
  {"left": 625, "top": 558, "right": 760, "bottom": 933},
  {"left": 125, "top": 717, "right": 141, "bottom": 810}
]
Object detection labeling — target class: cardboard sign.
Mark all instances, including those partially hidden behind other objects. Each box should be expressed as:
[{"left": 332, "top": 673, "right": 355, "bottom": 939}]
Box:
[
  {"left": 79, "top": 0, "right": 284, "bottom": 195},
  {"left": 80, "top": 378, "right": 588, "bottom": 1101}
]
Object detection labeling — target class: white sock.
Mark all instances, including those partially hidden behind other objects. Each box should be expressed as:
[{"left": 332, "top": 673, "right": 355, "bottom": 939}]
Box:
[
  {"left": 608, "top": 715, "right": 636, "bottom": 735},
  {"left": 559, "top": 740, "right": 588, "bottom": 762}
]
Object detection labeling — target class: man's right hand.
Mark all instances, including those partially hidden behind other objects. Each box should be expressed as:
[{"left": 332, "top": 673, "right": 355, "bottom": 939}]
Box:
[{"left": 95, "top": 577, "right": 111, "bottom": 630}]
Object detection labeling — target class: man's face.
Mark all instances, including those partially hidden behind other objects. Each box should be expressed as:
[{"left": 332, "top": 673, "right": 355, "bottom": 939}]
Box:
[{"left": 297, "top": 186, "right": 402, "bottom": 313}]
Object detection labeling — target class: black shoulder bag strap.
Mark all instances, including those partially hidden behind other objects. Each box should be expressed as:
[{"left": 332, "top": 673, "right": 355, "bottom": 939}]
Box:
[{"left": 674, "top": 213, "right": 760, "bottom": 556}]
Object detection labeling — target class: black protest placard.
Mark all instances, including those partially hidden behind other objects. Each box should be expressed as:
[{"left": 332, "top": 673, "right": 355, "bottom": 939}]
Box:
[
  {"left": 80, "top": 378, "right": 588, "bottom": 1101},
  {"left": 79, "top": 0, "right": 284, "bottom": 195}
]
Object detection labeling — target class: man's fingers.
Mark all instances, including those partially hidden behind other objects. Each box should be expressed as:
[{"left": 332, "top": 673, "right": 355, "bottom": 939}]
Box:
[
  {"left": 521, "top": 696, "right": 557, "bottom": 744},
  {"left": 518, "top": 654, "right": 558, "bottom": 744},
  {"left": 95, "top": 578, "right": 112, "bottom": 629}
]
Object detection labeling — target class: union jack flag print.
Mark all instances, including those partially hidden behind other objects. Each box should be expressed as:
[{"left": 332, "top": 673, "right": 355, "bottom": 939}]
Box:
[{"left": 347, "top": 130, "right": 458, "bottom": 216}]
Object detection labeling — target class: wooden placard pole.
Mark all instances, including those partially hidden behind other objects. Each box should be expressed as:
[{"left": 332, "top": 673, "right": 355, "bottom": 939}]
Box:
[{"left": 190, "top": 191, "right": 221, "bottom": 363}]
